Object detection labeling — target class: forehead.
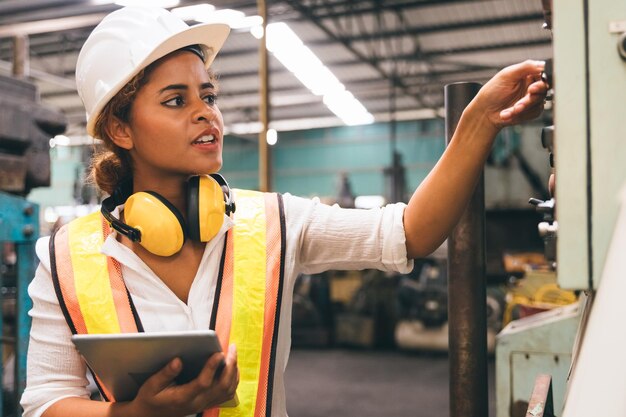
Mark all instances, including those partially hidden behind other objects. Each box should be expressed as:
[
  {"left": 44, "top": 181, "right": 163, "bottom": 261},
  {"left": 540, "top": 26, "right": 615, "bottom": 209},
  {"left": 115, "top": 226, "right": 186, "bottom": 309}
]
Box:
[{"left": 145, "top": 51, "right": 211, "bottom": 86}]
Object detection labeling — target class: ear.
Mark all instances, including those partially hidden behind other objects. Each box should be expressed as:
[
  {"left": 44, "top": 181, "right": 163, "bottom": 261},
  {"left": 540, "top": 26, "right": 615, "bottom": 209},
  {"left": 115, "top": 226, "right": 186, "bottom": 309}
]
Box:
[{"left": 106, "top": 116, "right": 134, "bottom": 150}]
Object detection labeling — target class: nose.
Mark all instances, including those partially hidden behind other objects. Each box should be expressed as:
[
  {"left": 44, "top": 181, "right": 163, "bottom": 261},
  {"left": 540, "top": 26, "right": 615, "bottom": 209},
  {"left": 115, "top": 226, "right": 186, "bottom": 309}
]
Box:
[{"left": 191, "top": 97, "right": 216, "bottom": 123}]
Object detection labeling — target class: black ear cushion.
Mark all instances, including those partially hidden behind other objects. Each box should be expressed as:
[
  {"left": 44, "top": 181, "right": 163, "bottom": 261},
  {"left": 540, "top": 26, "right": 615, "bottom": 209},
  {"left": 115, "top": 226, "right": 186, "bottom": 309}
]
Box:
[
  {"left": 186, "top": 176, "right": 201, "bottom": 241},
  {"left": 143, "top": 190, "right": 188, "bottom": 242}
]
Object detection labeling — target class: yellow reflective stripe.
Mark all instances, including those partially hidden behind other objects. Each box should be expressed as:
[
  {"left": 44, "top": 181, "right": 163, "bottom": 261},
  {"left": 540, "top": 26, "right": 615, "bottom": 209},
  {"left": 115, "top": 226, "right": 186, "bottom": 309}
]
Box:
[
  {"left": 68, "top": 212, "right": 121, "bottom": 334},
  {"left": 222, "top": 190, "right": 267, "bottom": 417}
]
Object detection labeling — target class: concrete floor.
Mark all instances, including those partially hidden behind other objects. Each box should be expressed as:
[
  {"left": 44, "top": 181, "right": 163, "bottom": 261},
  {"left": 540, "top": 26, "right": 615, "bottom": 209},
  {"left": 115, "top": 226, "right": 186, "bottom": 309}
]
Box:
[{"left": 285, "top": 348, "right": 496, "bottom": 417}]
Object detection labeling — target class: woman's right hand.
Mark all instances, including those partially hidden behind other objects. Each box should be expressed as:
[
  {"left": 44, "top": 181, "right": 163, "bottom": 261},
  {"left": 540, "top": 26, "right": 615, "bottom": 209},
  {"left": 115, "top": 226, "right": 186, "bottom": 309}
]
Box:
[{"left": 129, "top": 344, "right": 238, "bottom": 417}]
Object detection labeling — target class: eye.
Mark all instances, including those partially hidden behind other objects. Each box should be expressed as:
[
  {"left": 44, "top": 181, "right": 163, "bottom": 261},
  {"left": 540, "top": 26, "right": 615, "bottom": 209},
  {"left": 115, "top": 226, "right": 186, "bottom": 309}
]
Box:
[
  {"left": 203, "top": 94, "right": 218, "bottom": 105},
  {"left": 162, "top": 96, "right": 185, "bottom": 107}
]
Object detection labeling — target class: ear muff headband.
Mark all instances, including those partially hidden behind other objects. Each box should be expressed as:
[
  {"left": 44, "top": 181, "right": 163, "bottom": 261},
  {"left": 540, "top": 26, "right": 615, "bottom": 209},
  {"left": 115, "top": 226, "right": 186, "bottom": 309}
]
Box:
[
  {"left": 209, "top": 173, "right": 236, "bottom": 216},
  {"left": 187, "top": 175, "right": 202, "bottom": 242},
  {"left": 101, "top": 179, "right": 141, "bottom": 241}
]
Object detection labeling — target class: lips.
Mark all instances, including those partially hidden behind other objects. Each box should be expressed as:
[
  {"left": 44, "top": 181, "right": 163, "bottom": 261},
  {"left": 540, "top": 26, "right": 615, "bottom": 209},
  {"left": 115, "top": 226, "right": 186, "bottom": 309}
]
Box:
[
  {"left": 193, "top": 134, "right": 215, "bottom": 144},
  {"left": 192, "top": 128, "right": 220, "bottom": 145}
]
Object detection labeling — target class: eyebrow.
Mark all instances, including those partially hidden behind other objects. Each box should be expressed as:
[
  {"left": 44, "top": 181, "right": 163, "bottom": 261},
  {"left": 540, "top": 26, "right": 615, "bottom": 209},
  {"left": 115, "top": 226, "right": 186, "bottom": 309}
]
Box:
[{"left": 158, "top": 82, "right": 215, "bottom": 94}]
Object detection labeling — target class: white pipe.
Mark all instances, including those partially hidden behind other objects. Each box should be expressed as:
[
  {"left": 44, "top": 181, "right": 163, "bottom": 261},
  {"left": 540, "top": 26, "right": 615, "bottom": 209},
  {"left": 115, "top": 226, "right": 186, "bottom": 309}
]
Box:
[
  {"left": 0, "top": 13, "right": 106, "bottom": 37},
  {"left": 0, "top": 60, "right": 76, "bottom": 90}
]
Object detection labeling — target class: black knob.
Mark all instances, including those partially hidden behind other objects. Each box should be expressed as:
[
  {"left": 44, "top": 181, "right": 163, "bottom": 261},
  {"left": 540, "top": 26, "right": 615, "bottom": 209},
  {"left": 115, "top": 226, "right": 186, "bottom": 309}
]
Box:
[
  {"left": 541, "top": 59, "right": 553, "bottom": 88},
  {"left": 541, "top": 125, "right": 554, "bottom": 152}
]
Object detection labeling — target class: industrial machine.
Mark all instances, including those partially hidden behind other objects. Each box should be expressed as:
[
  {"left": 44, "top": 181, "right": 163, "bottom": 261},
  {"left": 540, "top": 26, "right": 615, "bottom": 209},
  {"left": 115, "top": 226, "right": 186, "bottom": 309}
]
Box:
[
  {"left": 0, "top": 192, "right": 40, "bottom": 417},
  {"left": 496, "top": 0, "right": 626, "bottom": 415},
  {"left": 0, "top": 72, "right": 66, "bottom": 416},
  {"left": 0, "top": 75, "right": 65, "bottom": 196}
]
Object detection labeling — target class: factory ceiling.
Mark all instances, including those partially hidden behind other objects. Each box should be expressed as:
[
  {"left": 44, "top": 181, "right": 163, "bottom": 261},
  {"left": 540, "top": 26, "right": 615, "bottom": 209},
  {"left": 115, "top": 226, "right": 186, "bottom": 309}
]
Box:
[{"left": 0, "top": 0, "right": 551, "bottom": 138}]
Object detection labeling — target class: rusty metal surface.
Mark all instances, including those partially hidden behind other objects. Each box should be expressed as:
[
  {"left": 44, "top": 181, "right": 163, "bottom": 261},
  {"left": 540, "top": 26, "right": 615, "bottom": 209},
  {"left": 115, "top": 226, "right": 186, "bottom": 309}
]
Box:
[
  {"left": 444, "top": 82, "right": 488, "bottom": 417},
  {"left": 0, "top": 155, "right": 27, "bottom": 192},
  {"left": 526, "top": 374, "right": 555, "bottom": 417}
]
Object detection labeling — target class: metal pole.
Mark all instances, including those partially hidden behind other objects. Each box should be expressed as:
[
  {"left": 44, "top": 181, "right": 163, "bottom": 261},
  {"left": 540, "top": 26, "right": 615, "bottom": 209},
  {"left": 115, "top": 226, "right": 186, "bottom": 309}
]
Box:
[
  {"left": 444, "top": 82, "right": 488, "bottom": 417},
  {"left": 257, "top": 0, "right": 271, "bottom": 192},
  {"left": 12, "top": 35, "right": 29, "bottom": 78}
]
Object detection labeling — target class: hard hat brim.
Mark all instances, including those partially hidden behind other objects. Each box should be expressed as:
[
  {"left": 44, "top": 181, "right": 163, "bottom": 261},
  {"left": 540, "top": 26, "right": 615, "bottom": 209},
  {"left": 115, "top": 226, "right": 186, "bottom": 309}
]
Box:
[{"left": 86, "top": 21, "right": 230, "bottom": 136}]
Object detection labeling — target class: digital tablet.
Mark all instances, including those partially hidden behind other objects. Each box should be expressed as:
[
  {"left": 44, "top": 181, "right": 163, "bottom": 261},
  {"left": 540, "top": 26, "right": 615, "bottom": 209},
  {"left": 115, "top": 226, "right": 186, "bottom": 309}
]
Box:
[{"left": 72, "top": 330, "right": 234, "bottom": 404}]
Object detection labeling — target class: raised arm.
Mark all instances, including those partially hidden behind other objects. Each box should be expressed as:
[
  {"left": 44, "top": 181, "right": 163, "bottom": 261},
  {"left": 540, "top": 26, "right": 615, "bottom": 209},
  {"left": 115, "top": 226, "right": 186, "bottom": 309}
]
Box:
[{"left": 404, "top": 60, "right": 548, "bottom": 259}]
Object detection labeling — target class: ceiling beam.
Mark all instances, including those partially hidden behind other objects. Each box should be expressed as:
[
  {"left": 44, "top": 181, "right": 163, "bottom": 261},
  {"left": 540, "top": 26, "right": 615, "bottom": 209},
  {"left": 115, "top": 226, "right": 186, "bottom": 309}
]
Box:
[
  {"left": 0, "top": 13, "right": 108, "bottom": 38},
  {"left": 301, "top": 0, "right": 470, "bottom": 19},
  {"left": 216, "top": 37, "right": 551, "bottom": 63},
  {"left": 0, "top": 0, "right": 87, "bottom": 16},
  {"left": 217, "top": 63, "right": 498, "bottom": 84},
  {"left": 0, "top": 6, "right": 546, "bottom": 59},
  {"left": 309, "top": 12, "right": 545, "bottom": 44},
  {"left": 0, "top": 59, "right": 76, "bottom": 89}
]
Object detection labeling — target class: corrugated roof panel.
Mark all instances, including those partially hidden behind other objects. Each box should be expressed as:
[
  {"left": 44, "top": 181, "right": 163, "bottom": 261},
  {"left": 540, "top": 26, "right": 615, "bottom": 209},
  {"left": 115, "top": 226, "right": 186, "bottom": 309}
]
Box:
[
  {"left": 417, "top": 21, "right": 549, "bottom": 51},
  {"left": 0, "top": 0, "right": 554, "bottom": 130},
  {"left": 437, "top": 44, "right": 553, "bottom": 68},
  {"left": 283, "top": 19, "right": 331, "bottom": 42},
  {"left": 308, "top": 43, "right": 355, "bottom": 63},
  {"left": 331, "top": 62, "right": 381, "bottom": 81}
]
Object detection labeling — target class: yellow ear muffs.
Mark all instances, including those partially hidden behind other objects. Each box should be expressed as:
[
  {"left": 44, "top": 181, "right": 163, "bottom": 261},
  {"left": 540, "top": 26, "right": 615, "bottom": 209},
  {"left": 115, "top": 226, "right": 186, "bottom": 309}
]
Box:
[
  {"left": 124, "top": 191, "right": 187, "bottom": 257},
  {"left": 187, "top": 175, "right": 226, "bottom": 242}
]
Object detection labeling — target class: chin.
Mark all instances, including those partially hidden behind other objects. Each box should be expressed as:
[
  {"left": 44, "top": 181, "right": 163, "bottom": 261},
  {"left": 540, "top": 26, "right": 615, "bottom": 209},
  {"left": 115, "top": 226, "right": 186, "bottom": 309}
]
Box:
[{"left": 193, "top": 165, "right": 223, "bottom": 176}]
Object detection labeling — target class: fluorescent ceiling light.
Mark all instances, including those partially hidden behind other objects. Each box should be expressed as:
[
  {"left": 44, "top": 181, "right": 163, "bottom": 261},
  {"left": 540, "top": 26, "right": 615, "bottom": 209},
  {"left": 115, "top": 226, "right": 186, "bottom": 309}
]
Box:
[
  {"left": 266, "top": 128, "right": 278, "bottom": 145},
  {"left": 212, "top": 9, "right": 244, "bottom": 20},
  {"left": 196, "top": 8, "right": 242, "bottom": 24},
  {"left": 51, "top": 135, "right": 70, "bottom": 146},
  {"left": 172, "top": 5, "right": 261, "bottom": 29},
  {"left": 171, "top": 4, "right": 215, "bottom": 21},
  {"left": 227, "top": 121, "right": 262, "bottom": 136},
  {"left": 323, "top": 90, "right": 374, "bottom": 126},
  {"left": 115, "top": 0, "right": 179, "bottom": 7},
  {"left": 250, "top": 25, "right": 264, "bottom": 39},
  {"left": 225, "top": 108, "right": 439, "bottom": 136},
  {"left": 44, "top": 207, "right": 59, "bottom": 224},
  {"left": 265, "top": 22, "right": 374, "bottom": 126}
]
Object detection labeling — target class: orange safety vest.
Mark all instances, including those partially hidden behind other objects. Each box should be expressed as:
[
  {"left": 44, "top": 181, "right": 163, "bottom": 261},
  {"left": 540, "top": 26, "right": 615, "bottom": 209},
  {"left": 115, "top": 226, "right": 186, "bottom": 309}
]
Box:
[{"left": 50, "top": 190, "right": 286, "bottom": 417}]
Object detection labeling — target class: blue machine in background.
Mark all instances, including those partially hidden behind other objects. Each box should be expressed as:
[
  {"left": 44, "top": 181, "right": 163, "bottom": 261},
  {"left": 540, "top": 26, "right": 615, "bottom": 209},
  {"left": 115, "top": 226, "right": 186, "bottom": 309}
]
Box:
[{"left": 0, "top": 192, "right": 39, "bottom": 417}]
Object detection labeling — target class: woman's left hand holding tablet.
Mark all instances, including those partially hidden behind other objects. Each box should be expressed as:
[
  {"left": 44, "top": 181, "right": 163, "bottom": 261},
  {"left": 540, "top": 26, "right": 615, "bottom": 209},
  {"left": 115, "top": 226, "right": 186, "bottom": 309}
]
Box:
[{"left": 128, "top": 344, "right": 239, "bottom": 417}]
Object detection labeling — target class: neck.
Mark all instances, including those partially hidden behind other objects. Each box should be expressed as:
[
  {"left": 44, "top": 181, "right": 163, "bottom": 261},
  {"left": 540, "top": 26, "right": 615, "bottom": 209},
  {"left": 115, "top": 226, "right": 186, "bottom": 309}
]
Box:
[{"left": 131, "top": 173, "right": 188, "bottom": 217}]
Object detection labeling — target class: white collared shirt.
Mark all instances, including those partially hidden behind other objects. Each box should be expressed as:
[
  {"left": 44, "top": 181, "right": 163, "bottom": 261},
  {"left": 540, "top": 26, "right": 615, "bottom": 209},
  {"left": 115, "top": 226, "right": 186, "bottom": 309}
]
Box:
[{"left": 21, "top": 193, "right": 413, "bottom": 417}]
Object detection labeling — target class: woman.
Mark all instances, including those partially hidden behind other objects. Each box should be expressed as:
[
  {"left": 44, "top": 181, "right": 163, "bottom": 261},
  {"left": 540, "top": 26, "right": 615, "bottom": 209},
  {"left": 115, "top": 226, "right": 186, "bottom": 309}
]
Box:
[{"left": 20, "top": 6, "right": 547, "bottom": 417}]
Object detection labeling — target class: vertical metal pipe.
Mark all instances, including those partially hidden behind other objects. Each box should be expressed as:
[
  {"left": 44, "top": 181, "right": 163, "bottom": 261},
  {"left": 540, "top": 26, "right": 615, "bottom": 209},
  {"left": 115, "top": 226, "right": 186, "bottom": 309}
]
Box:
[
  {"left": 257, "top": 0, "right": 271, "bottom": 192},
  {"left": 12, "top": 35, "right": 29, "bottom": 78},
  {"left": 444, "top": 82, "right": 488, "bottom": 417}
]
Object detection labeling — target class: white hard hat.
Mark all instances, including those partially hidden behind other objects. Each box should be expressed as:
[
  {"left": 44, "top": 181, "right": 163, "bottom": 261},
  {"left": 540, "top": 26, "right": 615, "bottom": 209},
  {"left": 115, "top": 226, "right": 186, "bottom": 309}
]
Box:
[{"left": 76, "top": 6, "right": 230, "bottom": 136}]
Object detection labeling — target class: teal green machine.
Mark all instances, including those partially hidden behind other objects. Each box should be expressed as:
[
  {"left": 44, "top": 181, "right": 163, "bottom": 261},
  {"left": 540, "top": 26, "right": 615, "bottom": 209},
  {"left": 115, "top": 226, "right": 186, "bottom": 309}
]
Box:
[
  {"left": 0, "top": 192, "right": 39, "bottom": 415},
  {"left": 0, "top": 72, "right": 66, "bottom": 416},
  {"left": 496, "top": 0, "right": 626, "bottom": 415}
]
